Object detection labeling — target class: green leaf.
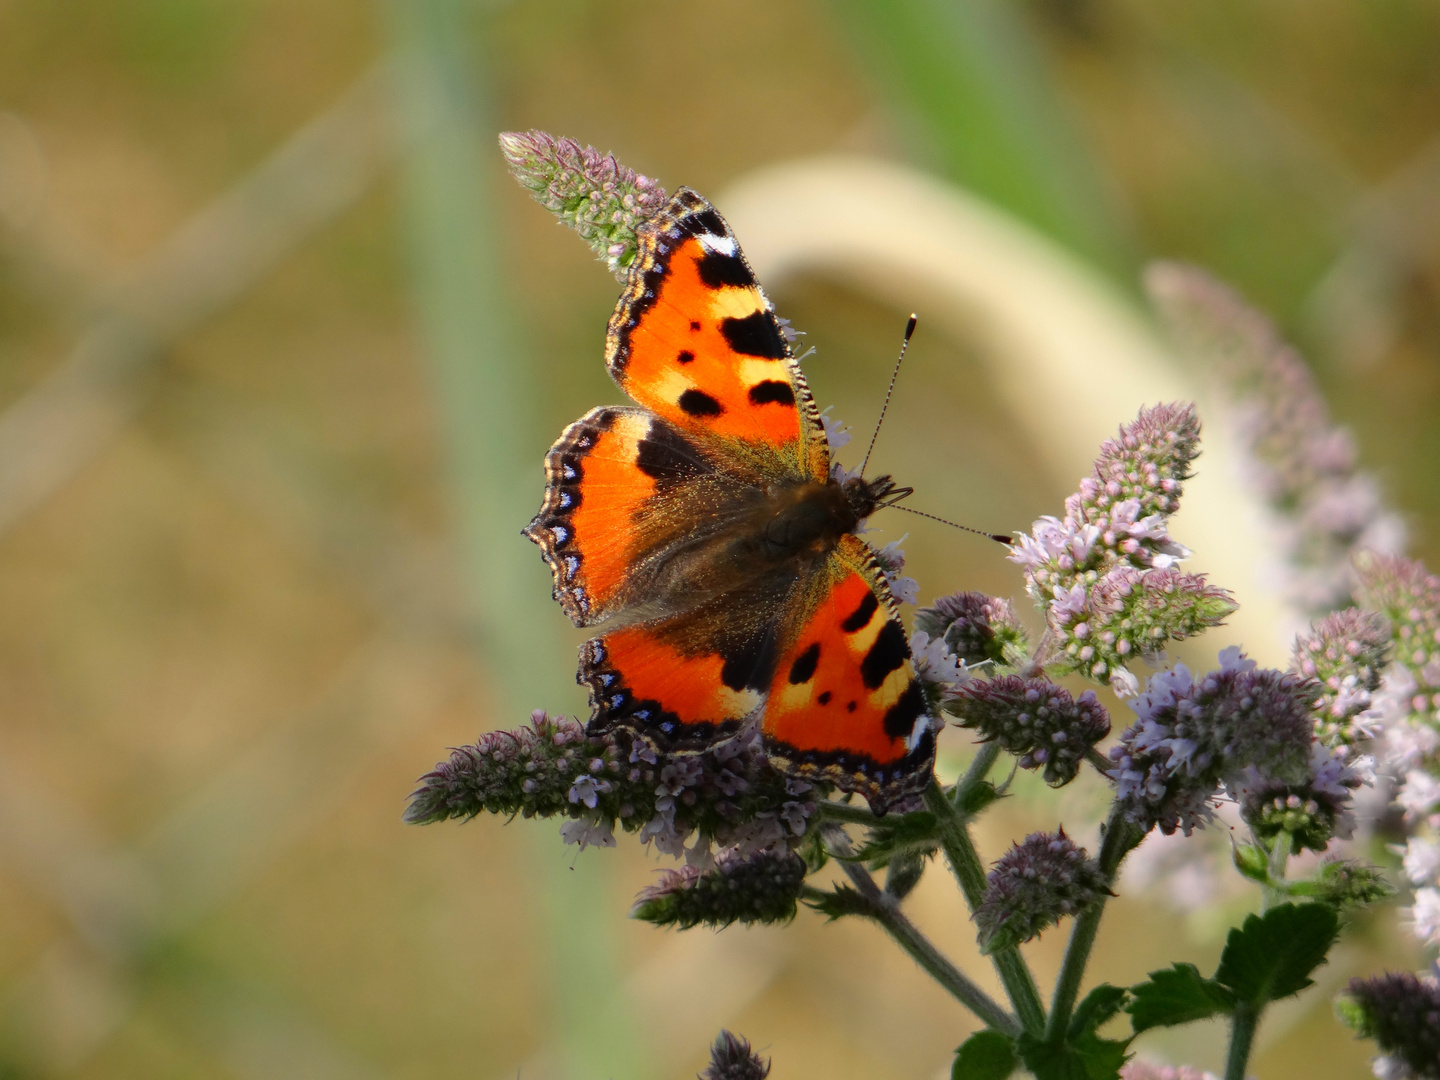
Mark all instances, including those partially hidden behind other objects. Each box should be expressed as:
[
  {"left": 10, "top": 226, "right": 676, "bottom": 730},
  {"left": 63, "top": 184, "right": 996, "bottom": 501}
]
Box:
[
  {"left": 958, "top": 779, "right": 1002, "bottom": 817},
  {"left": 801, "top": 884, "right": 873, "bottom": 921},
  {"left": 1017, "top": 1032, "right": 1130, "bottom": 1080},
  {"left": 1231, "top": 842, "right": 1269, "bottom": 883},
  {"left": 952, "top": 1030, "right": 1017, "bottom": 1080},
  {"left": 1126, "top": 963, "right": 1236, "bottom": 1032},
  {"left": 853, "top": 810, "right": 940, "bottom": 867},
  {"left": 1069, "top": 984, "right": 1129, "bottom": 1040},
  {"left": 1214, "top": 902, "right": 1339, "bottom": 1007}
]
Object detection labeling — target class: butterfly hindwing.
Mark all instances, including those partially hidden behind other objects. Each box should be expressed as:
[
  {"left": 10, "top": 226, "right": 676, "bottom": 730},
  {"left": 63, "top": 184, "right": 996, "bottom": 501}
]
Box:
[
  {"left": 763, "top": 535, "right": 936, "bottom": 811},
  {"left": 580, "top": 589, "right": 788, "bottom": 753},
  {"left": 607, "top": 188, "right": 828, "bottom": 483}
]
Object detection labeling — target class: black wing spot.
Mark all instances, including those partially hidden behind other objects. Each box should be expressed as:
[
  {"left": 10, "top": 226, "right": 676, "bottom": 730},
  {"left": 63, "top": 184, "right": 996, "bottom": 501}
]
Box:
[
  {"left": 788, "top": 642, "right": 821, "bottom": 685},
  {"left": 720, "top": 627, "right": 778, "bottom": 692},
  {"left": 720, "top": 311, "right": 786, "bottom": 359},
  {"left": 676, "top": 349, "right": 695, "bottom": 365},
  {"left": 861, "top": 621, "right": 909, "bottom": 690},
  {"left": 846, "top": 700, "right": 857, "bottom": 713},
  {"left": 690, "top": 208, "right": 726, "bottom": 236},
  {"left": 696, "top": 251, "right": 754, "bottom": 289},
  {"left": 818, "top": 690, "right": 832, "bottom": 705},
  {"left": 748, "top": 380, "right": 796, "bottom": 407},
  {"left": 689, "top": 320, "right": 701, "bottom": 331},
  {"left": 678, "top": 389, "right": 724, "bottom": 417},
  {"left": 636, "top": 422, "right": 711, "bottom": 485},
  {"left": 841, "top": 592, "right": 879, "bottom": 633},
  {"left": 883, "top": 681, "right": 927, "bottom": 739}
]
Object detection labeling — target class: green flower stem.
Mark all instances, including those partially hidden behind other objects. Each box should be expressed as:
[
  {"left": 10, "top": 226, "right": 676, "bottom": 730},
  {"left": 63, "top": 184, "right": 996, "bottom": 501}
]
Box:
[
  {"left": 1044, "top": 806, "right": 1135, "bottom": 1041},
  {"left": 817, "top": 865, "right": 1020, "bottom": 1037},
  {"left": 956, "top": 741, "right": 1003, "bottom": 805},
  {"left": 924, "top": 777, "right": 1047, "bottom": 1033},
  {"left": 1225, "top": 1002, "right": 1259, "bottom": 1080},
  {"left": 1261, "top": 831, "right": 1291, "bottom": 912}
]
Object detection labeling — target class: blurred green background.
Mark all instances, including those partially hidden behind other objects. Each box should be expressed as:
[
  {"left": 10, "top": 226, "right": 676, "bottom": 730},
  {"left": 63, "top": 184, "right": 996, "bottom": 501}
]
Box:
[{"left": 0, "top": 1, "right": 1437, "bottom": 1078}]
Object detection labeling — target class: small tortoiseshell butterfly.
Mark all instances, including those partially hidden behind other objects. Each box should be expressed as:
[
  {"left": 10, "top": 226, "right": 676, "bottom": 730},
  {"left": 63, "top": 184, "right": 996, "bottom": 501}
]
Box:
[{"left": 525, "top": 188, "right": 936, "bottom": 814}]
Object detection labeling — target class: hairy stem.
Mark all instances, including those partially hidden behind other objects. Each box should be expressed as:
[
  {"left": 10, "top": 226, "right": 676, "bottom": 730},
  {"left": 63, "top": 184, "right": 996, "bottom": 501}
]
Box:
[
  {"left": 816, "top": 800, "right": 884, "bottom": 826},
  {"left": 1261, "top": 831, "right": 1290, "bottom": 913},
  {"left": 924, "top": 777, "right": 1047, "bottom": 1033},
  {"left": 1225, "top": 1002, "right": 1259, "bottom": 1080},
  {"left": 827, "top": 861, "right": 1021, "bottom": 1037},
  {"left": 1045, "top": 806, "right": 1136, "bottom": 1041},
  {"left": 818, "top": 825, "right": 1019, "bottom": 1035}
]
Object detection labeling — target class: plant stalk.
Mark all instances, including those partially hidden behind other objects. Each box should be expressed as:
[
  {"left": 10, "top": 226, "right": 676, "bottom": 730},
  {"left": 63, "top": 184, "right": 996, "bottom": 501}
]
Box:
[
  {"left": 1225, "top": 1002, "right": 1259, "bottom": 1080},
  {"left": 923, "top": 778, "right": 1047, "bottom": 1033},
  {"left": 1261, "top": 831, "right": 1290, "bottom": 912},
  {"left": 828, "top": 861, "right": 1021, "bottom": 1037},
  {"left": 1044, "top": 806, "right": 1135, "bottom": 1040}
]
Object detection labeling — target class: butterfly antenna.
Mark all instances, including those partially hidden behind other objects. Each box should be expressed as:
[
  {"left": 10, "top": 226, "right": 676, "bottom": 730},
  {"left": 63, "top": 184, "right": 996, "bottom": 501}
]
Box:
[
  {"left": 860, "top": 313, "right": 917, "bottom": 476},
  {"left": 894, "top": 503, "right": 1013, "bottom": 546}
]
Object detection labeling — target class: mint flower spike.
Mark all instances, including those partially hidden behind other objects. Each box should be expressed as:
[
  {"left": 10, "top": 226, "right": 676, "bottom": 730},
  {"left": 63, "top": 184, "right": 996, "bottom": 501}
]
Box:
[
  {"left": 1010, "top": 401, "right": 1235, "bottom": 694},
  {"left": 1108, "top": 647, "right": 1364, "bottom": 841},
  {"left": 974, "top": 828, "right": 1110, "bottom": 953},
  {"left": 631, "top": 847, "right": 807, "bottom": 930},
  {"left": 943, "top": 675, "right": 1110, "bottom": 787},
  {"left": 701, "top": 1030, "right": 771, "bottom": 1080},
  {"left": 1292, "top": 606, "right": 1392, "bottom": 748},
  {"left": 405, "top": 713, "right": 820, "bottom": 861},
  {"left": 1147, "top": 262, "right": 1404, "bottom": 614},
  {"left": 1337, "top": 971, "right": 1440, "bottom": 1080},
  {"left": 499, "top": 130, "right": 668, "bottom": 278},
  {"left": 914, "top": 590, "right": 1028, "bottom": 667},
  {"left": 1356, "top": 552, "right": 1440, "bottom": 736}
]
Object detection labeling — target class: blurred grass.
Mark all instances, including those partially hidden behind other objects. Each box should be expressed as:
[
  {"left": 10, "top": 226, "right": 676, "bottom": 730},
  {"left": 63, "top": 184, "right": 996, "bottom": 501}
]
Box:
[{"left": 0, "top": 1, "right": 1436, "bottom": 1078}]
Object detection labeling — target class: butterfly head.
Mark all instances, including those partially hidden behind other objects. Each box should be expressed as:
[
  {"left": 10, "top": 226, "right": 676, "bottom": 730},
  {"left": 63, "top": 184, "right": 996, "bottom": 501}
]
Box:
[{"left": 841, "top": 474, "right": 913, "bottom": 524}]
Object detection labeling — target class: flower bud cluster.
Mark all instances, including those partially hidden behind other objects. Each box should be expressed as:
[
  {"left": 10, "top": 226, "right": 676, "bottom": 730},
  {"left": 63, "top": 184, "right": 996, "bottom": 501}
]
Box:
[
  {"left": 1010, "top": 403, "right": 1234, "bottom": 693},
  {"left": 499, "top": 130, "right": 668, "bottom": 277},
  {"left": 975, "top": 829, "right": 1109, "bottom": 952},
  {"left": 406, "top": 712, "right": 819, "bottom": 860},
  {"left": 1292, "top": 606, "right": 1392, "bottom": 748},
  {"left": 1109, "top": 648, "right": 1359, "bottom": 843},
  {"left": 914, "top": 591, "right": 1028, "bottom": 667},
  {"left": 1337, "top": 972, "right": 1440, "bottom": 1080},
  {"left": 1233, "top": 743, "right": 1366, "bottom": 853},
  {"left": 1146, "top": 263, "right": 1404, "bottom": 613},
  {"left": 630, "top": 847, "right": 807, "bottom": 930},
  {"left": 943, "top": 675, "right": 1110, "bottom": 787},
  {"left": 701, "top": 1031, "right": 771, "bottom": 1080}
]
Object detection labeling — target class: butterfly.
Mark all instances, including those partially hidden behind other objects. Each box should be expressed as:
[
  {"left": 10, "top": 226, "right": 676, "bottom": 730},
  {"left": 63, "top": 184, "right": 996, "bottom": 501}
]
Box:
[{"left": 525, "top": 187, "right": 937, "bottom": 814}]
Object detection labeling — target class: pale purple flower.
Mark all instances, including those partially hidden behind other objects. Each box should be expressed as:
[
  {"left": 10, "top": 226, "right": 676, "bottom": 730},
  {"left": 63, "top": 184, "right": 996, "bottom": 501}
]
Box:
[
  {"left": 560, "top": 817, "right": 616, "bottom": 850},
  {"left": 1120, "top": 1065, "right": 1219, "bottom": 1080},
  {"left": 819, "top": 407, "right": 851, "bottom": 451},
  {"left": 914, "top": 591, "right": 1028, "bottom": 667},
  {"left": 500, "top": 130, "right": 668, "bottom": 277},
  {"left": 1409, "top": 888, "right": 1440, "bottom": 948},
  {"left": 945, "top": 675, "right": 1111, "bottom": 787},
  {"left": 909, "top": 630, "right": 972, "bottom": 692},
  {"left": 1401, "top": 838, "right": 1440, "bottom": 886},
  {"left": 975, "top": 829, "right": 1110, "bottom": 951}
]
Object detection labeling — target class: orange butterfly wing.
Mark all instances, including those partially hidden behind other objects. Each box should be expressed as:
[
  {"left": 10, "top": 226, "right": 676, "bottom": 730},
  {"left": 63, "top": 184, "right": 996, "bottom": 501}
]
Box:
[
  {"left": 607, "top": 188, "right": 828, "bottom": 481},
  {"left": 763, "top": 536, "right": 936, "bottom": 811}
]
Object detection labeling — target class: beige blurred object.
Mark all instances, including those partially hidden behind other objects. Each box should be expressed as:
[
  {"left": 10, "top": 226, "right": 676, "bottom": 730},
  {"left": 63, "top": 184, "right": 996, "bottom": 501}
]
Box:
[{"left": 719, "top": 156, "right": 1295, "bottom": 664}]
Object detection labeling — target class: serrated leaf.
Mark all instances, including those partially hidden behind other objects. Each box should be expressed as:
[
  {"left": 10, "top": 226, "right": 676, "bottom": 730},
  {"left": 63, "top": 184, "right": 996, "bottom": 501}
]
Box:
[
  {"left": 801, "top": 884, "right": 872, "bottom": 921},
  {"left": 1017, "top": 1032, "right": 1130, "bottom": 1080},
  {"left": 853, "top": 810, "right": 940, "bottom": 867},
  {"left": 1214, "top": 902, "right": 1338, "bottom": 1007},
  {"left": 1126, "top": 963, "right": 1236, "bottom": 1032},
  {"left": 1069, "top": 984, "right": 1129, "bottom": 1040},
  {"left": 952, "top": 1030, "right": 1017, "bottom": 1080}
]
